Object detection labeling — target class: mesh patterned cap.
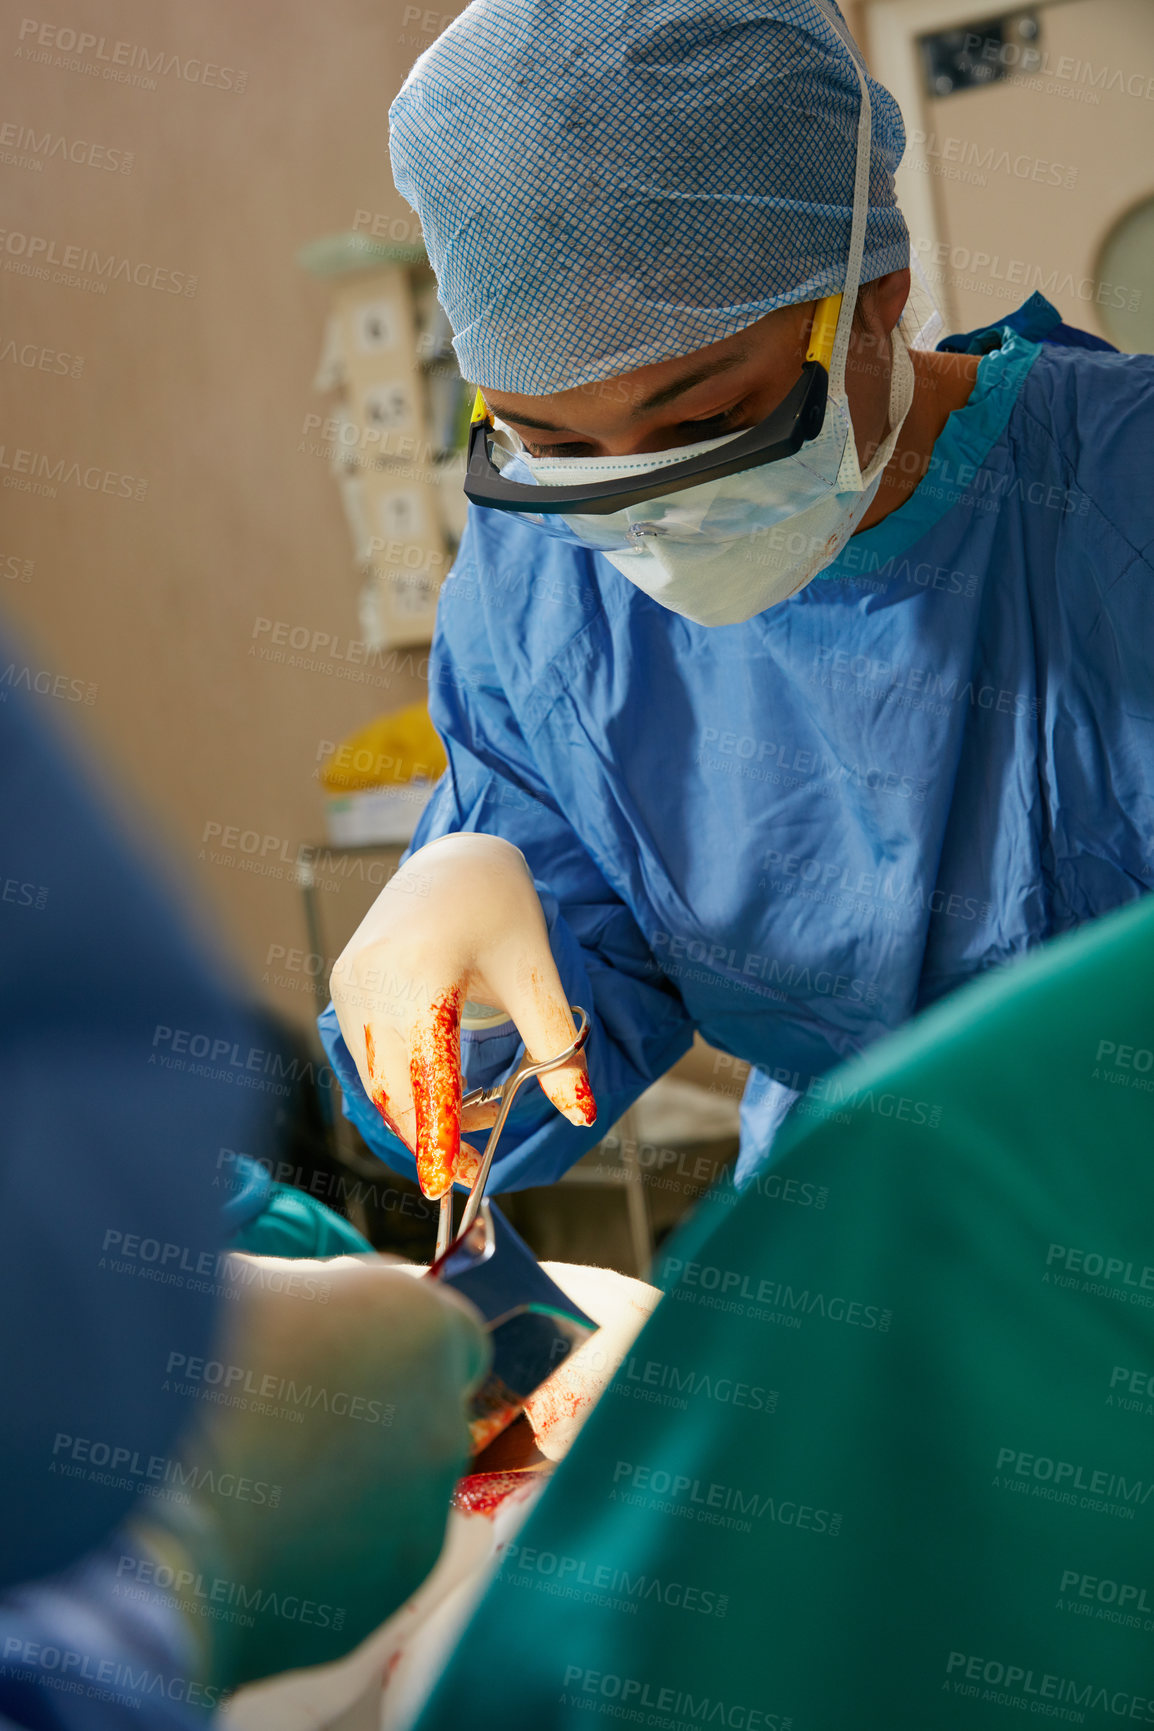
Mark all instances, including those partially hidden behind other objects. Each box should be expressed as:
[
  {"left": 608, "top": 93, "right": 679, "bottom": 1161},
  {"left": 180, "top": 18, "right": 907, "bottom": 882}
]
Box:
[{"left": 389, "top": 0, "right": 909, "bottom": 395}]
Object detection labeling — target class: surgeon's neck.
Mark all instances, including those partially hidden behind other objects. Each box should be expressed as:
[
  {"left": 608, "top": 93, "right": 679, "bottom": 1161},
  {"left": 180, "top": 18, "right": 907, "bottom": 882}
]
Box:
[{"left": 856, "top": 347, "right": 981, "bottom": 533}]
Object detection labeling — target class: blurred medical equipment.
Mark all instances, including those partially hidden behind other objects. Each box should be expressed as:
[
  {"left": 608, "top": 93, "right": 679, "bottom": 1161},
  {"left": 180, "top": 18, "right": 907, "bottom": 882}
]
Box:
[
  {"left": 300, "top": 232, "right": 471, "bottom": 648},
  {"left": 870, "top": 0, "right": 1154, "bottom": 347},
  {"left": 319, "top": 700, "right": 448, "bottom": 846}
]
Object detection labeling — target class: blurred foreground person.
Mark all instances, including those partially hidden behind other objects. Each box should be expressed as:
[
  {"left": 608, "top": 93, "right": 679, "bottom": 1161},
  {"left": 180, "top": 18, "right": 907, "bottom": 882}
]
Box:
[
  {"left": 417, "top": 895, "right": 1154, "bottom": 1730},
  {"left": 0, "top": 638, "right": 486, "bottom": 1727}
]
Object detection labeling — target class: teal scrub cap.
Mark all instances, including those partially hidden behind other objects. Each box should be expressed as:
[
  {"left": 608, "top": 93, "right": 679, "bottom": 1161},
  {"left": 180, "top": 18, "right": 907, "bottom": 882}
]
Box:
[{"left": 389, "top": 0, "right": 910, "bottom": 394}]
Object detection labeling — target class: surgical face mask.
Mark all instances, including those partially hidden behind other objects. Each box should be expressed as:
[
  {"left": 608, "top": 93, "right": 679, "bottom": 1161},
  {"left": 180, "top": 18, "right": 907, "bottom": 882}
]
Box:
[
  {"left": 490, "top": 13, "right": 918, "bottom": 628},
  {"left": 499, "top": 327, "right": 913, "bottom": 626}
]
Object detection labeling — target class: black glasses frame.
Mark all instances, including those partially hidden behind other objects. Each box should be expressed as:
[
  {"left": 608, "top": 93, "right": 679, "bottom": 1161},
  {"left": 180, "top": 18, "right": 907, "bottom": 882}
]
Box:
[{"left": 463, "top": 357, "right": 830, "bottom": 517}]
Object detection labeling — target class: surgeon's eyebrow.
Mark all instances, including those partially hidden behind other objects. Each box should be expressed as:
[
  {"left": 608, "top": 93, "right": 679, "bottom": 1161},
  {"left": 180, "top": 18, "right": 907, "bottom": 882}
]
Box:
[
  {"left": 489, "top": 348, "right": 752, "bottom": 432},
  {"left": 636, "top": 349, "right": 750, "bottom": 413}
]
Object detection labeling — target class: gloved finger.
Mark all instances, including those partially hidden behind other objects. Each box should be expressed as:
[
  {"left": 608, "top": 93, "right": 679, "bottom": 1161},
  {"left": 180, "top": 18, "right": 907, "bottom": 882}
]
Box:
[
  {"left": 421, "top": 1278, "right": 493, "bottom": 1391},
  {"left": 456, "top": 1096, "right": 501, "bottom": 1180},
  {"left": 272, "top": 1256, "right": 490, "bottom": 1390},
  {"left": 482, "top": 951, "right": 596, "bottom": 1128},
  {"left": 408, "top": 986, "right": 463, "bottom": 1199},
  {"left": 460, "top": 1097, "right": 501, "bottom": 1133},
  {"left": 453, "top": 1140, "right": 483, "bottom": 1188},
  {"left": 361, "top": 1012, "right": 418, "bottom": 1155},
  {"left": 347, "top": 995, "right": 485, "bottom": 1187},
  {"left": 330, "top": 939, "right": 424, "bottom": 1151}
]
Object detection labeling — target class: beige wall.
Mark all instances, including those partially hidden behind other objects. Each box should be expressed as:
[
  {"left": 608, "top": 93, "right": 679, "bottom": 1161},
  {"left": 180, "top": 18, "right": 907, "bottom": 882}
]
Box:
[
  {"left": 862, "top": 0, "right": 1154, "bottom": 341},
  {"left": 2, "top": 0, "right": 453, "bottom": 1035}
]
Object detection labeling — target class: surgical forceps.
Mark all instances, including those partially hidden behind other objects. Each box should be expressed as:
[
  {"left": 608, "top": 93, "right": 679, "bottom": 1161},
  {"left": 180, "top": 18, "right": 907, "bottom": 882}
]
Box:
[{"left": 434, "top": 1005, "right": 591, "bottom": 1259}]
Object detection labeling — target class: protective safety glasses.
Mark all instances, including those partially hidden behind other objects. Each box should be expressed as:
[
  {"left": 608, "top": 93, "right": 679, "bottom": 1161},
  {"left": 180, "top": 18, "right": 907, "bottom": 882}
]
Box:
[{"left": 464, "top": 293, "right": 841, "bottom": 517}]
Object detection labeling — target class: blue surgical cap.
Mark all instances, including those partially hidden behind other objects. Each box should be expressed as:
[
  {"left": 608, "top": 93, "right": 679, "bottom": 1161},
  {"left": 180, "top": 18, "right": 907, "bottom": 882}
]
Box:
[{"left": 390, "top": 0, "right": 909, "bottom": 394}]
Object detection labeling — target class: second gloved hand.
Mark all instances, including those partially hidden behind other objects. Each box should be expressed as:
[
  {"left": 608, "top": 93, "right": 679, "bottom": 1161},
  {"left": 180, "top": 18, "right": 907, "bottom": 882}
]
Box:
[{"left": 130, "top": 1252, "right": 489, "bottom": 1691}]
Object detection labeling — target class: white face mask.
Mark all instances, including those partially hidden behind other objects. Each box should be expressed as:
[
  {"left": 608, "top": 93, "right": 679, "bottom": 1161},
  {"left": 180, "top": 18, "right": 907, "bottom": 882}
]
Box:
[
  {"left": 497, "top": 14, "right": 918, "bottom": 628},
  {"left": 505, "top": 329, "right": 913, "bottom": 626}
]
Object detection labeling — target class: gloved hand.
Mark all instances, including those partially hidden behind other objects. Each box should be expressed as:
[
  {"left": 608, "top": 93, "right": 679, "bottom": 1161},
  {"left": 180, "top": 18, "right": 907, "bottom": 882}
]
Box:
[
  {"left": 329, "top": 833, "right": 596, "bottom": 1198},
  {"left": 128, "top": 1252, "right": 489, "bottom": 1691}
]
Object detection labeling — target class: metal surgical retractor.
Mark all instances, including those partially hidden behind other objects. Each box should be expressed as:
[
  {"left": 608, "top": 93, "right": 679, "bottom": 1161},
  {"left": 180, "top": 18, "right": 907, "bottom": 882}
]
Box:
[{"left": 434, "top": 1006, "right": 591, "bottom": 1260}]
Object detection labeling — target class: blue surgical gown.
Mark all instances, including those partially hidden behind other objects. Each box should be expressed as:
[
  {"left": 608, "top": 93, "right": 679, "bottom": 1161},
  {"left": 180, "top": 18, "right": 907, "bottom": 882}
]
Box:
[
  {"left": 321, "top": 308, "right": 1154, "bottom": 1189},
  {"left": 0, "top": 633, "right": 266, "bottom": 1726}
]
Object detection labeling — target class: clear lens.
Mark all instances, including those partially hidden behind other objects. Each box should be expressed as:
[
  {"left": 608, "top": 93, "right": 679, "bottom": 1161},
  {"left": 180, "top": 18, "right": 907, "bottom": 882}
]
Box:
[{"left": 491, "top": 414, "right": 849, "bottom": 554}]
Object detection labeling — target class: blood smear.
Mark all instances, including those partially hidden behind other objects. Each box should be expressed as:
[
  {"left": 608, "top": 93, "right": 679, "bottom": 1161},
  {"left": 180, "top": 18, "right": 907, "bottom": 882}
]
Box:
[
  {"left": 409, "top": 987, "right": 462, "bottom": 1198},
  {"left": 454, "top": 1142, "right": 482, "bottom": 1187},
  {"left": 572, "top": 1069, "right": 597, "bottom": 1125},
  {"left": 364, "top": 1023, "right": 407, "bottom": 1144},
  {"left": 524, "top": 1378, "right": 587, "bottom": 1445},
  {"left": 452, "top": 1471, "right": 539, "bottom": 1519},
  {"left": 467, "top": 1402, "right": 521, "bottom": 1456}
]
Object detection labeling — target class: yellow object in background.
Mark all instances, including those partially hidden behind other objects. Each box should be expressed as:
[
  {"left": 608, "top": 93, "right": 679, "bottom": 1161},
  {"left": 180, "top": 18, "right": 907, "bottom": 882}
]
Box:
[{"left": 320, "top": 703, "right": 448, "bottom": 794}]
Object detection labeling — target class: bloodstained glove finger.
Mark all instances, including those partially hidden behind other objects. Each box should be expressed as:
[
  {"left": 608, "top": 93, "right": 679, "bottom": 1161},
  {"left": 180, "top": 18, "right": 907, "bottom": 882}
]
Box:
[
  {"left": 409, "top": 985, "right": 463, "bottom": 1199},
  {"left": 481, "top": 953, "right": 597, "bottom": 1130},
  {"left": 459, "top": 1097, "right": 501, "bottom": 1134},
  {"left": 362, "top": 1017, "right": 417, "bottom": 1153},
  {"left": 358, "top": 998, "right": 482, "bottom": 1192}
]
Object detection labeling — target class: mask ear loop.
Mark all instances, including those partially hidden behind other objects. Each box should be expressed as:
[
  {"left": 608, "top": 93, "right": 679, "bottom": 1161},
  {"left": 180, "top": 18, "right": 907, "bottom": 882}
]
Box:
[{"left": 814, "top": 0, "right": 873, "bottom": 400}]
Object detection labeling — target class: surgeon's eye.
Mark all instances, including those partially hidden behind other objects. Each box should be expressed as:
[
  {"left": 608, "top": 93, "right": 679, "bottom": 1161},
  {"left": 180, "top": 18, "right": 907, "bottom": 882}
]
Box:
[
  {"left": 522, "top": 440, "right": 598, "bottom": 459},
  {"left": 675, "top": 405, "right": 748, "bottom": 438},
  {"left": 519, "top": 400, "right": 749, "bottom": 460}
]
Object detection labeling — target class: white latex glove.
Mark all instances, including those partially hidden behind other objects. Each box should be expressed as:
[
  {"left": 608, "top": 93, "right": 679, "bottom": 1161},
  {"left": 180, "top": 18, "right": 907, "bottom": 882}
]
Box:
[
  {"left": 130, "top": 1253, "right": 489, "bottom": 1691},
  {"left": 329, "top": 833, "right": 596, "bottom": 1198},
  {"left": 525, "top": 1263, "right": 662, "bottom": 1458}
]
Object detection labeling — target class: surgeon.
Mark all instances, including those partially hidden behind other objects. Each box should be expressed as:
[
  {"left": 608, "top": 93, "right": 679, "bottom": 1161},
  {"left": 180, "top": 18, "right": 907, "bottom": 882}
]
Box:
[{"left": 322, "top": 0, "right": 1154, "bottom": 1195}]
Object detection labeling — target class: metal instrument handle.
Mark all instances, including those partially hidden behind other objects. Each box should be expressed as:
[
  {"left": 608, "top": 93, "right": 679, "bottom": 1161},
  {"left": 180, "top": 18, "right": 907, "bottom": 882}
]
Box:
[{"left": 433, "top": 1007, "right": 590, "bottom": 1255}]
